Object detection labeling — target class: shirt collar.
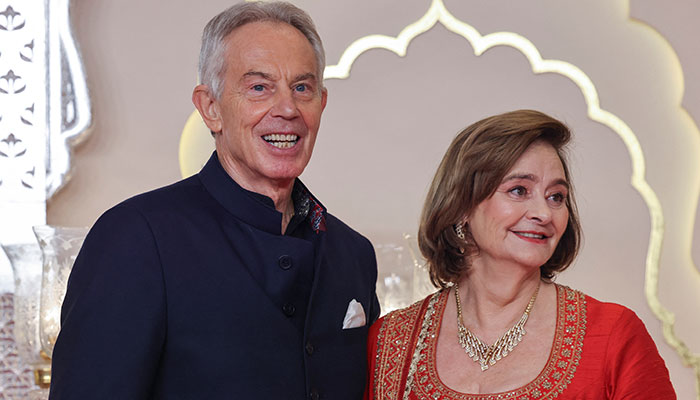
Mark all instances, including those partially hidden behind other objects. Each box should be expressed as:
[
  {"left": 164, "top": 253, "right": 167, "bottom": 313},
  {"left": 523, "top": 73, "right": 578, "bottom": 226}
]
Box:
[
  {"left": 290, "top": 179, "right": 327, "bottom": 234},
  {"left": 198, "top": 152, "right": 326, "bottom": 235}
]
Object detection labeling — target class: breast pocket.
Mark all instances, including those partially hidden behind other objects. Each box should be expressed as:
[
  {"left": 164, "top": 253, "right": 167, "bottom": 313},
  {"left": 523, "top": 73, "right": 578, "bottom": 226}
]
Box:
[{"left": 341, "top": 324, "right": 369, "bottom": 346}]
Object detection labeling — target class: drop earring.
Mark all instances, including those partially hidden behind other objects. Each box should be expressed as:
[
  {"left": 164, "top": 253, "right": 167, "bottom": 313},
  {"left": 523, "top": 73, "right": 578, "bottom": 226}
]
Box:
[{"left": 454, "top": 223, "right": 466, "bottom": 240}]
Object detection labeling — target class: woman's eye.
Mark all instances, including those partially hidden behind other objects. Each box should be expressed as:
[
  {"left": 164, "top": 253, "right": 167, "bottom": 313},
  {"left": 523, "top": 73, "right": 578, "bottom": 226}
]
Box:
[
  {"left": 548, "top": 193, "right": 565, "bottom": 203},
  {"left": 509, "top": 186, "right": 527, "bottom": 196}
]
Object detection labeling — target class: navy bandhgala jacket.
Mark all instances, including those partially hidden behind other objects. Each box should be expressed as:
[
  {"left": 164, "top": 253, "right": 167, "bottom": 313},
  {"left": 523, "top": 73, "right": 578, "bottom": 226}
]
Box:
[{"left": 49, "top": 153, "right": 380, "bottom": 399}]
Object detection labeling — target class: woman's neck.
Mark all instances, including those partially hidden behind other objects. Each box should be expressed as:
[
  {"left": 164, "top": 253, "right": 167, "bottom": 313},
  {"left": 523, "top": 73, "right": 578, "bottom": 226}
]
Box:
[{"left": 456, "top": 260, "right": 541, "bottom": 341}]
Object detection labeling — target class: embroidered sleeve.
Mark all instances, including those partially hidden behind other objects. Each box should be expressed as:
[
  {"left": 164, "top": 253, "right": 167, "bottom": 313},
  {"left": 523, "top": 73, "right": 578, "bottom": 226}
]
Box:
[{"left": 370, "top": 298, "right": 427, "bottom": 400}]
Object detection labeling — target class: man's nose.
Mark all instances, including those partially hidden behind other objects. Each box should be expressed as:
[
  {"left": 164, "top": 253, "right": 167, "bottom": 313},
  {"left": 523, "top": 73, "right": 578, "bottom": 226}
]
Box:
[{"left": 270, "top": 89, "right": 300, "bottom": 119}]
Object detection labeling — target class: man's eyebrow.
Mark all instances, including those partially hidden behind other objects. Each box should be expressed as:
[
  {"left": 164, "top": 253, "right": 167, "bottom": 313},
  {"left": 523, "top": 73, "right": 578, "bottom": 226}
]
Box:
[
  {"left": 242, "top": 71, "right": 274, "bottom": 80},
  {"left": 293, "top": 72, "right": 317, "bottom": 83},
  {"left": 502, "top": 173, "right": 569, "bottom": 189},
  {"left": 241, "top": 71, "right": 318, "bottom": 81}
]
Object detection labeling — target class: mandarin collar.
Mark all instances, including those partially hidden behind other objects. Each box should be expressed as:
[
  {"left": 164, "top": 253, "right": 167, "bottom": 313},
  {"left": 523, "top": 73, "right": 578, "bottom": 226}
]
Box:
[{"left": 197, "top": 152, "right": 326, "bottom": 235}]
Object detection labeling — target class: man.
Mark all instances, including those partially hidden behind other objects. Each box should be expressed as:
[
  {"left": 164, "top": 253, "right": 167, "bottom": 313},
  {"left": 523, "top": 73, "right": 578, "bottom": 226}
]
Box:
[{"left": 49, "top": 2, "right": 380, "bottom": 399}]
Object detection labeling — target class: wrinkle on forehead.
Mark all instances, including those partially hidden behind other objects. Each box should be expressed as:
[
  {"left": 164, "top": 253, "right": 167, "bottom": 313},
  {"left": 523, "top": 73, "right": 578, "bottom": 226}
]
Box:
[{"left": 223, "top": 21, "right": 319, "bottom": 84}]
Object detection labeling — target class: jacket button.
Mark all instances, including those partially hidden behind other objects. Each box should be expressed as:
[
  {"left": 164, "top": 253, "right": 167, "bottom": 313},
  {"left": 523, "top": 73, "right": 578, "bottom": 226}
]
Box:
[
  {"left": 282, "top": 303, "right": 295, "bottom": 317},
  {"left": 309, "top": 389, "right": 320, "bottom": 400},
  {"left": 305, "top": 342, "right": 314, "bottom": 355},
  {"left": 278, "top": 255, "right": 292, "bottom": 270}
]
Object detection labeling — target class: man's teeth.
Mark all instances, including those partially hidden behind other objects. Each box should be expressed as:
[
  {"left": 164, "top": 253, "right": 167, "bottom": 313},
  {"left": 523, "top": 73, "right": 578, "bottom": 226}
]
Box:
[
  {"left": 517, "top": 232, "right": 546, "bottom": 239},
  {"left": 262, "top": 134, "right": 299, "bottom": 149}
]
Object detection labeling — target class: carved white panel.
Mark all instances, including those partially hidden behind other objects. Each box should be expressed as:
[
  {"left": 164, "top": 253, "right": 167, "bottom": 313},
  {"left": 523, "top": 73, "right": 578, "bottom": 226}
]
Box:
[
  {"left": 0, "top": 0, "right": 91, "bottom": 395},
  {"left": 0, "top": 2, "right": 48, "bottom": 245},
  {"left": 0, "top": 0, "right": 91, "bottom": 251}
]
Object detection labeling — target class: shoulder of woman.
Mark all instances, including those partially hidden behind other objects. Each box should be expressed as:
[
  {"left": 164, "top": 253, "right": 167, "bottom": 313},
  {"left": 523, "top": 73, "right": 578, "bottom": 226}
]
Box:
[
  {"left": 553, "top": 289, "right": 674, "bottom": 396},
  {"left": 369, "top": 290, "right": 444, "bottom": 333},
  {"left": 552, "top": 284, "right": 645, "bottom": 335},
  {"left": 555, "top": 284, "right": 629, "bottom": 319}
]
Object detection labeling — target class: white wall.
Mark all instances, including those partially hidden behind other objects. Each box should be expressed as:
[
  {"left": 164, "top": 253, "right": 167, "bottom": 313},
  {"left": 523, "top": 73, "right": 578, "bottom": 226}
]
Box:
[{"left": 43, "top": 0, "right": 700, "bottom": 397}]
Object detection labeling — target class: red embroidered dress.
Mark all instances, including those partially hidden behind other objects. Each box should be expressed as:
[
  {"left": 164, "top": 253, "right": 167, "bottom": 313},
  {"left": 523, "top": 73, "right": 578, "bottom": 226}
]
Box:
[{"left": 366, "top": 285, "right": 676, "bottom": 400}]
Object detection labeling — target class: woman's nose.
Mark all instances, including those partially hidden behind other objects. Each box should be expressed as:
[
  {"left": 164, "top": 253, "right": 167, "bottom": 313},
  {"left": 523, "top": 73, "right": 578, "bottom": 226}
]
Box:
[{"left": 527, "top": 197, "right": 552, "bottom": 223}]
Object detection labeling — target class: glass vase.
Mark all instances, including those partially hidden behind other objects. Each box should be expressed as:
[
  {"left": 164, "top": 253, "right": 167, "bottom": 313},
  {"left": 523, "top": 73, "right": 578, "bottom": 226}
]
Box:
[
  {"left": 374, "top": 236, "right": 436, "bottom": 316},
  {"left": 1, "top": 242, "right": 50, "bottom": 399},
  {"left": 33, "top": 225, "right": 88, "bottom": 361},
  {"left": 374, "top": 243, "right": 414, "bottom": 315}
]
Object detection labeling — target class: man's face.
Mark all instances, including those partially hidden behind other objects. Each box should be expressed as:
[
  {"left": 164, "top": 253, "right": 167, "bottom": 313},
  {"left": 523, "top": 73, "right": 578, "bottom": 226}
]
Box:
[{"left": 209, "top": 21, "right": 327, "bottom": 188}]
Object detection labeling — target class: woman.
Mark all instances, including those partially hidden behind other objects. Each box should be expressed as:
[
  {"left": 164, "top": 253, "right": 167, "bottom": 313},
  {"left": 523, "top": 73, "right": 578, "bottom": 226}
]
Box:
[{"left": 366, "top": 110, "right": 676, "bottom": 399}]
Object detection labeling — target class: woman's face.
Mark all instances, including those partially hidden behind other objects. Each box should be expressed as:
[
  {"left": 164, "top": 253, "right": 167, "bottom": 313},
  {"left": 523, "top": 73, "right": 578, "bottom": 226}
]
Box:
[{"left": 467, "top": 141, "right": 570, "bottom": 271}]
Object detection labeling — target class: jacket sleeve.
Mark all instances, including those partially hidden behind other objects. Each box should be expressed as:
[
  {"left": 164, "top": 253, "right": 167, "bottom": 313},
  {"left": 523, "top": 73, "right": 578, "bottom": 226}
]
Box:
[
  {"left": 605, "top": 308, "right": 676, "bottom": 399},
  {"left": 49, "top": 204, "right": 166, "bottom": 399},
  {"left": 367, "top": 242, "right": 381, "bottom": 325}
]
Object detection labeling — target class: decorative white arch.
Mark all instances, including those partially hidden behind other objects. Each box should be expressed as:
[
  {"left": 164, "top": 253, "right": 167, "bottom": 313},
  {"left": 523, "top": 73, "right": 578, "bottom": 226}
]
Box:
[
  {"left": 178, "top": 1, "right": 699, "bottom": 393},
  {"left": 321, "top": 0, "right": 699, "bottom": 392}
]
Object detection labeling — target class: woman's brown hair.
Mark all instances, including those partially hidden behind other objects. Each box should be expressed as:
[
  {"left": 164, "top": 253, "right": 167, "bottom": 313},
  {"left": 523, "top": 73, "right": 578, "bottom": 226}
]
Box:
[{"left": 418, "top": 110, "right": 581, "bottom": 288}]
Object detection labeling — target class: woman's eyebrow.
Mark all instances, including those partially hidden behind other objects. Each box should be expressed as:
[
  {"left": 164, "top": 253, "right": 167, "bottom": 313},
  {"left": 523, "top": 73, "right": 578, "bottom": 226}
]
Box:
[
  {"left": 503, "top": 173, "right": 535, "bottom": 182},
  {"left": 502, "top": 174, "right": 569, "bottom": 189}
]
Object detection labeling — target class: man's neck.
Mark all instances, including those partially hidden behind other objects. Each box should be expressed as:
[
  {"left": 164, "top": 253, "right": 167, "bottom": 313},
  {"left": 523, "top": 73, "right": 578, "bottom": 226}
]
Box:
[{"left": 218, "top": 155, "right": 296, "bottom": 233}]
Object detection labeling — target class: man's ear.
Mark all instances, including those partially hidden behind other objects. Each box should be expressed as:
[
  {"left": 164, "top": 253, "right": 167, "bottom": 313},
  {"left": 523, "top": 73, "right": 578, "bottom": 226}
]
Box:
[
  {"left": 192, "top": 84, "right": 222, "bottom": 134},
  {"left": 321, "top": 87, "right": 328, "bottom": 111}
]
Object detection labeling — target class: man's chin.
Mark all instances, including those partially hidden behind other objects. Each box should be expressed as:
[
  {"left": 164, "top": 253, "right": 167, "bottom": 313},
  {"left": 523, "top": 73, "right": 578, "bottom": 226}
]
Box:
[
  {"left": 261, "top": 166, "right": 307, "bottom": 183},
  {"left": 261, "top": 157, "right": 311, "bottom": 179}
]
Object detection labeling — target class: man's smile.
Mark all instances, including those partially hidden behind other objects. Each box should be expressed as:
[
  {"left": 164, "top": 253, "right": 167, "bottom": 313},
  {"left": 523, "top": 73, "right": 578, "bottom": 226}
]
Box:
[{"left": 262, "top": 133, "right": 299, "bottom": 149}]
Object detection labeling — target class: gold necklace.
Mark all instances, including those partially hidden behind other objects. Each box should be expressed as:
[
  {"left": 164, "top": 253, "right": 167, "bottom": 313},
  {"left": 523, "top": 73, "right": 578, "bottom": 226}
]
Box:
[{"left": 454, "top": 282, "right": 539, "bottom": 371}]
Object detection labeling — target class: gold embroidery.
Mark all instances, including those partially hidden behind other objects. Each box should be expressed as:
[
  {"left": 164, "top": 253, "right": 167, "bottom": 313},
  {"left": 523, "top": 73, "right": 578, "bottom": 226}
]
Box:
[
  {"left": 403, "top": 292, "right": 442, "bottom": 400},
  {"left": 373, "top": 296, "right": 426, "bottom": 399},
  {"left": 412, "top": 284, "right": 587, "bottom": 399},
  {"left": 372, "top": 285, "right": 588, "bottom": 399}
]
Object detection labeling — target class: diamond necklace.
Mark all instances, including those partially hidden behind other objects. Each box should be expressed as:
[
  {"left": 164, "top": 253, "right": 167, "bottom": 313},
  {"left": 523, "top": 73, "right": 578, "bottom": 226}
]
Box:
[{"left": 454, "top": 282, "right": 539, "bottom": 371}]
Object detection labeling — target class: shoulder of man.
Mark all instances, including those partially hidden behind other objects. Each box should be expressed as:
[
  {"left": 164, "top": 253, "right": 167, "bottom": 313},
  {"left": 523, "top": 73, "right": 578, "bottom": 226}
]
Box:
[
  {"left": 116, "top": 174, "right": 203, "bottom": 212},
  {"left": 81, "top": 174, "right": 209, "bottom": 249},
  {"left": 323, "top": 212, "right": 373, "bottom": 248}
]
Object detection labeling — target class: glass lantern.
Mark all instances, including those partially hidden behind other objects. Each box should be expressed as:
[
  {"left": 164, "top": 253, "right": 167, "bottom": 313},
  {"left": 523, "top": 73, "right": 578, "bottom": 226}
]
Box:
[
  {"left": 374, "top": 236, "right": 435, "bottom": 316},
  {"left": 1, "top": 242, "right": 49, "bottom": 399},
  {"left": 33, "top": 225, "right": 88, "bottom": 362}
]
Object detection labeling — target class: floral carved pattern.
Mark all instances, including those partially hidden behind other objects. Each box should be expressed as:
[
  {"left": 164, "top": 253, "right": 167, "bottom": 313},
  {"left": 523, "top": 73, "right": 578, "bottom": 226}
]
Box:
[
  {"left": 0, "top": 2, "right": 45, "bottom": 397},
  {"left": 0, "top": 6, "right": 26, "bottom": 31},
  {"left": 0, "top": 2, "right": 43, "bottom": 200}
]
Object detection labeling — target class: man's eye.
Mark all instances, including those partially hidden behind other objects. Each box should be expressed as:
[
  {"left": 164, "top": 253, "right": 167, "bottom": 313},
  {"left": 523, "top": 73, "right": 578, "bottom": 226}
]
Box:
[
  {"left": 509, "top": 186, "right": 527, "bottom": 196},
  {"left": 295, "top": 84, "right": 308, "bottom": 92},
  {"left": 252, "top": 84, "right": 265, "bottom": 91}
]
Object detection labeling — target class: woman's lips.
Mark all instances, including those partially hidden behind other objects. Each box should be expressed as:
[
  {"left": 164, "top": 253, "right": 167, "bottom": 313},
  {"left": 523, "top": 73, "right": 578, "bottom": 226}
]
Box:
[{"left": 512, "top": 231, "right": 549, "bottom": 243}]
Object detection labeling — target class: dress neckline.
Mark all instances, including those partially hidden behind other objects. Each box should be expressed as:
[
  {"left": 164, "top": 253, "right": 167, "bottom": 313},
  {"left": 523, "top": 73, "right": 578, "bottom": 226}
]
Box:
[{"left": 405, "top": 284, "right": 587, "bottom": 399}]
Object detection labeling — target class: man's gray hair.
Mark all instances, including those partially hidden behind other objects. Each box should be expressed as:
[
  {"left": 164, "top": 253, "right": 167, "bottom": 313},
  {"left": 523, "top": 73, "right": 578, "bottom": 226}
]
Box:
[{"left": 199, "top": 1, "right": 326, "bottom": 99}]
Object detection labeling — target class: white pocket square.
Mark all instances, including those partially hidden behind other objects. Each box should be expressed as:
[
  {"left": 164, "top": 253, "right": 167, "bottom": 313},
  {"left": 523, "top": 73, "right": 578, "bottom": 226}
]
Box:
[{"left": 342, "top": 299, "right": 366, "bottom": 329}]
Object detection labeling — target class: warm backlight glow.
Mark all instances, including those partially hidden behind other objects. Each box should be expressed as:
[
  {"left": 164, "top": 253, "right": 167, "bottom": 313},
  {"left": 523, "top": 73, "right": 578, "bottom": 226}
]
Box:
[
  {"left": 179, "top": 1, "right": 699, "bottom": 392},
  {"left": 322, "top": 1, "right": 699, "bottom": 390}
]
